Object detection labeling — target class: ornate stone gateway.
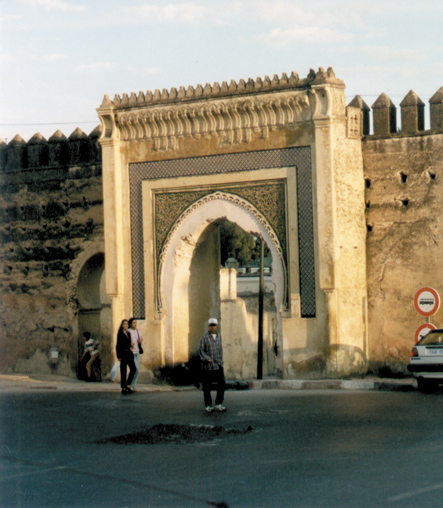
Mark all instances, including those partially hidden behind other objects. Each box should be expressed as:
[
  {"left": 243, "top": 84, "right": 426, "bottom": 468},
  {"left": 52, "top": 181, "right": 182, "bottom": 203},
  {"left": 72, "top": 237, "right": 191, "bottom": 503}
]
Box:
[{"left": 97, "top": 67, "right": 368, "bottom": 378}]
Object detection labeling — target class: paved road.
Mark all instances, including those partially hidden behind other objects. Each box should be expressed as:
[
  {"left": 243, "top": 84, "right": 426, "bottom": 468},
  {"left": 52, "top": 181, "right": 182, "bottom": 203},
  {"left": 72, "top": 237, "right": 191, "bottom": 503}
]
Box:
[{"left": 1, "top": 388, "right": 443, "bottom": 507}]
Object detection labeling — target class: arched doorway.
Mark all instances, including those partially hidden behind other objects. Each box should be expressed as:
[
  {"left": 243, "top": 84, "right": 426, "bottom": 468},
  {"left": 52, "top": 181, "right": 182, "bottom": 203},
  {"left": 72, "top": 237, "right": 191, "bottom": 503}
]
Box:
[
  {"left": 159, "top": 193, "right": 284, "bottom": 379},
  {"left": 76, "top": 253, "right": 111, "bottom": 378}
]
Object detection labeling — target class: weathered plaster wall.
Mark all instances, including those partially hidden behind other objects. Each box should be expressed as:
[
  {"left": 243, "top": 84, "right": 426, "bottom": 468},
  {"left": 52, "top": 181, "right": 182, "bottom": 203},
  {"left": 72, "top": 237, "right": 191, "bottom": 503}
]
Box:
[
  {"left": 220, "top": 267, "right": 278, "bottom": 379},
  {"left": 363, "top": 134, "right": 443, "bottom": 374},
  {"left": 0, "top": 127, "right": 105, "bottom": 376},
  {"left": 327, "top": 117, "right": 368, "bottom": 375},
  {"left": 310, "top": 86, "right": 368, "bottom": 378},
  {"left": 188, "top": 224, "right": 221, "bottom": 358}
]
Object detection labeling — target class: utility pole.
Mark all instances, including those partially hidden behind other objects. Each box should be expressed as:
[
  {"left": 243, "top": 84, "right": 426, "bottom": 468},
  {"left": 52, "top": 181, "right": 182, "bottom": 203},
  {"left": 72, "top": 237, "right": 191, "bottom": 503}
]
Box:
[{"left": 257, "top": 238, "right": 264, "bottom": 379}]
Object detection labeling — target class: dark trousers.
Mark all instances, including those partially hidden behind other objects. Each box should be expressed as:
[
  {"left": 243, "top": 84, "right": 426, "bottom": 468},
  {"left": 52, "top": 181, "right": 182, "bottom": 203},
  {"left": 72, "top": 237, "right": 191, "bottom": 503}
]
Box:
[
  {"left": 120, "top": 353, "right": 136, "bottom": 389},
  {"left": 202, "top": 367, "right": 225, "bottom": 406}
]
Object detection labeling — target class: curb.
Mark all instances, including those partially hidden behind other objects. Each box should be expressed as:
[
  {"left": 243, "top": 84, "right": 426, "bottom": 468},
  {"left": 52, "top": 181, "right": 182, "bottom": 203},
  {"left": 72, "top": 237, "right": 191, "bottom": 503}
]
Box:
[
  {"left": 247, "top": 379, "right": 417, "bottom": 392},
  {"left": 0, "top": 375, "right": 195, "bottom": 392},
  {"left": 0, "top": 375, "right": 418, "bottom": 393}
]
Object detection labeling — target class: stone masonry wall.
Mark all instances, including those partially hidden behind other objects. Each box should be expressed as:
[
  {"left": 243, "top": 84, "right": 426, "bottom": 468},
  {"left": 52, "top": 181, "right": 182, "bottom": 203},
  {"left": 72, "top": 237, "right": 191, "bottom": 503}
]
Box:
[
  {"left": 0, "top": 127, "right": 104, "bottom": 376},
  {"left": 361, "top": 87, "right": 443, "bottom": 375}
]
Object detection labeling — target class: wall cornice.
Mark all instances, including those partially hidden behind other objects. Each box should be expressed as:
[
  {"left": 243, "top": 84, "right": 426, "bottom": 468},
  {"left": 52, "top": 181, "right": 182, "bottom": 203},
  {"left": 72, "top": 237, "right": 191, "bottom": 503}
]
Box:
[
  {"left": 97, "top": 67, "right": 343, "bottom": 149},
  {"left": 115, "top": 92, "right": 311, "bottom": 147}
]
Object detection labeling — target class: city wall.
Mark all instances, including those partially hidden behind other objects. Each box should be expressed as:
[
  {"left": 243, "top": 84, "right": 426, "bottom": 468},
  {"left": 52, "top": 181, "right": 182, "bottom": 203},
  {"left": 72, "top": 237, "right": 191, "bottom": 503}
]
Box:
[
  {"left": 354, "top": 87, "right": 443, "bottom": 374},
  {"left": 0, "top": 127, "right": 108, "bottom": 376},
  {"left": 1, "top": 77, "right": 443, "bottom": 378}
]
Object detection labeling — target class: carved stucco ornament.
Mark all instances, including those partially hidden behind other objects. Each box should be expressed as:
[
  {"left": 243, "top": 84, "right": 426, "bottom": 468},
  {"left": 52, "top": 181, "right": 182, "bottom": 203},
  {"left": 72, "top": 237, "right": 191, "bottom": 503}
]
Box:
[
  {"left": 155, "top": 187, "right": 288, "bottom": 313},
  {"left": 155, "top": 182, "right": 287, "bottom": 264},
  {"left": 114, "top": 93, "right": 311, "bottom": 148}
]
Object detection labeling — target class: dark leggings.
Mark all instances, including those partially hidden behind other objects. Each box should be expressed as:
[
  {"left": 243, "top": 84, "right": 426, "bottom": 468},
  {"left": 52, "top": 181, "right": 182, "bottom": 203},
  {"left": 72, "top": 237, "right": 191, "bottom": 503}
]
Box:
[{"left": 120, "top": 352, "right": 136, "bottom": 389}]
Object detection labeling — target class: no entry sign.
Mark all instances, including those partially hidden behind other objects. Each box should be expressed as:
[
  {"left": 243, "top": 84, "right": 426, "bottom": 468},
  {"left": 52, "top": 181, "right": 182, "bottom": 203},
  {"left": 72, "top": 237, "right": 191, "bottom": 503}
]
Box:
[
  {"left": 414, "top": 287, "right": 441, "bottom": 317},
  {"left": 415, "top": 323, "right": 437, "bottom": 343}
]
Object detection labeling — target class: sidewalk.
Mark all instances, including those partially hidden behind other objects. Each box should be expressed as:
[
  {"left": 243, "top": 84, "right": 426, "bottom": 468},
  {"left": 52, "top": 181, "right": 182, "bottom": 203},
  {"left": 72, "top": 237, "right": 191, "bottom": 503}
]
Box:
[
  {"left": 248, "top": 377, "right": 417, "bottom": 392},
  {"left": 0, "top": 374, "right": 192, "bottom": 392},
  {"left": 0, "top": 373, "right": 418, "bottom": 392}
]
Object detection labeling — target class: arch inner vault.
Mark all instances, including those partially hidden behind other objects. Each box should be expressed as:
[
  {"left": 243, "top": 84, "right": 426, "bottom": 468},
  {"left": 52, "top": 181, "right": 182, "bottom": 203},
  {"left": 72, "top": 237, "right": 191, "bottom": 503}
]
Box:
[{"left": 160, "top": 193, "right": 285, "bottom": 376}]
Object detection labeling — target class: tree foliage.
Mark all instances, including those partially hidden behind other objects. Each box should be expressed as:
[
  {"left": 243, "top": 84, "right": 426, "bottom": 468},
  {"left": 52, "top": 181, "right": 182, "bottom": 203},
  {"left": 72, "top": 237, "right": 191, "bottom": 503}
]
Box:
[{"left": 219, "top": 221, "right": 269, "bottom": 267}]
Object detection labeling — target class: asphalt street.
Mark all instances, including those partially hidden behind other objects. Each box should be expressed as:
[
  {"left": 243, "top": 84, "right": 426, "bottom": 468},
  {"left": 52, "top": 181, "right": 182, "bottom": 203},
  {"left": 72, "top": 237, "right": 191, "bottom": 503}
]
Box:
[{"left": 1, "top": 387, "right": 443, "bottom": 508}]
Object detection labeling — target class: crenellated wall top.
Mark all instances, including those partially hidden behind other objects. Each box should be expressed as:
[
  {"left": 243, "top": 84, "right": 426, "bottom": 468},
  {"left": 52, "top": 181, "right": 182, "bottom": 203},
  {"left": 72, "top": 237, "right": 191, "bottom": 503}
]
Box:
[
  {"left": 0, "top": 125, "right": 102, "bottom": 172},
  {"left": 97, "top": 67, "right": 345, "bottom": 146},
  {"left": 348, "top": 86, "right": 443, "bottom": 137},
  {"left": 98, "top": 67, "right": 343, "bottom": 111}
]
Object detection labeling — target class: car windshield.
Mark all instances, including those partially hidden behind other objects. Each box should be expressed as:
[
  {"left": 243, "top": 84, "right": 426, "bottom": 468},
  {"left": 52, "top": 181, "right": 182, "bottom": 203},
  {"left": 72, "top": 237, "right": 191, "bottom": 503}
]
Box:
[{"left": 418, "top": 331, "right": 443, "bottom": 346}]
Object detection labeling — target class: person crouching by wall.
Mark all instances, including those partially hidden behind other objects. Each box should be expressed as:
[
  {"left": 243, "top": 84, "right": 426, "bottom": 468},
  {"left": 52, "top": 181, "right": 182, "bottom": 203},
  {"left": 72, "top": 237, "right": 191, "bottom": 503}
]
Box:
[
  {"left": 127, "top": 317, "right": 144, "bottom": 391},
  {"left": 116, "top": 319, "right": 136, "bottom": 395},
  {"left": 78, "top": 332, "right": 92, "bottom": 380},
  {"left": 79, "top": 332, "right": 100, "bottom": 381}
]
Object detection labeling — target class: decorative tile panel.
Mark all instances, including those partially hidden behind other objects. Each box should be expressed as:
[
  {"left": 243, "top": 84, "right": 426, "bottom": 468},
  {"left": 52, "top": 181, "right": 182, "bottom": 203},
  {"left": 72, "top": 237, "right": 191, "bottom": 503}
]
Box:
[
  {"left": 155, "top": 183, "right": 286, "bottom": 265},
  {"left": 129, "top": 147, "right": 315, "bottom": 319},
  {"left": 295, "top": 150, "right": 316, "bottom": 317}
]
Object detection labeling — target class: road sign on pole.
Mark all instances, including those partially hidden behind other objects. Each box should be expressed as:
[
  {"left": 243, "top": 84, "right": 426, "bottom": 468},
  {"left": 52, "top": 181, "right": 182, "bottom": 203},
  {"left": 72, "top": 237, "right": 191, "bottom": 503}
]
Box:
[
  {"left": 415, "top": 323, "right": 437, "bottom": 343},
  {"left": 414, "top": 287, "right": 440, "bottom": 317}
]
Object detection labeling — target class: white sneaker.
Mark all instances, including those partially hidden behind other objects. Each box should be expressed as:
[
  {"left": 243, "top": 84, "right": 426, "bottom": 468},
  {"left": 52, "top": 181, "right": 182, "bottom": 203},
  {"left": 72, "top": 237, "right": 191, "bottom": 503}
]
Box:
[
  {"left": 205, "top": 406, "right": 214, "bottom": 413},
  {"left": 214, "top": 404, "right": 226, "bottom": 412}
]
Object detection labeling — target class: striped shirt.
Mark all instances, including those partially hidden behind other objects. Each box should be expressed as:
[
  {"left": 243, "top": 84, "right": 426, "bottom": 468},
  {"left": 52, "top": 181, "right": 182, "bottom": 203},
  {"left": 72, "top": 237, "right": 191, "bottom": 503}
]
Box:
[{"left": 198, "top": 331, "right": 223, "bottom": 371}]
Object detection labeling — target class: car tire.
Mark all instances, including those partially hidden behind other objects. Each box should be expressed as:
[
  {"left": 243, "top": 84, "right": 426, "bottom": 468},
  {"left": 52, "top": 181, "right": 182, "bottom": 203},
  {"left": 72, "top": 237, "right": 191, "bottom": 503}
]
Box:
[{"left": 417, "top": 377, "right": 437, "bottom": 393}]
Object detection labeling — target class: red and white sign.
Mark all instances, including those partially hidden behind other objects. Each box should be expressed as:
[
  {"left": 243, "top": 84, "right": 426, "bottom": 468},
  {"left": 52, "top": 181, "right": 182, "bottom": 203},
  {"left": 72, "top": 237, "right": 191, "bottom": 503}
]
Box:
[
  {"left": 415, "top": 323, "right": 437, "bottom": 343},
  {"left": 414, "top": 287, "right": 441, "bottom": 317}
]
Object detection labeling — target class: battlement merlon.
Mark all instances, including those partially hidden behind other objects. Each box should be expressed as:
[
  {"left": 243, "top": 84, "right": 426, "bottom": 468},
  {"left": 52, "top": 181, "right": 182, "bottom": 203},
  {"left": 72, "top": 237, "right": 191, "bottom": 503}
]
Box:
[
  {"left": 99, "top": 67, "right": 344, "bottom": 111},
  {"left": 0, "top": 126, "right": 102, "bottom": 172},
  {"left": 347, "top": 87, "right": 443, "bottom": 138},
  {"left": 96, "top": 67, "right": 346, "bottom": 144}
]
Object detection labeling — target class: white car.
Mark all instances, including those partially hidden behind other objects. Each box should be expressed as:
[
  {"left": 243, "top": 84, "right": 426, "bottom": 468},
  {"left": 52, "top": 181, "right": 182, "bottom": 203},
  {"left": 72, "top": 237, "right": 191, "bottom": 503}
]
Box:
[{"left": 408, "top": 329, "right": 443, "bottom": 392}]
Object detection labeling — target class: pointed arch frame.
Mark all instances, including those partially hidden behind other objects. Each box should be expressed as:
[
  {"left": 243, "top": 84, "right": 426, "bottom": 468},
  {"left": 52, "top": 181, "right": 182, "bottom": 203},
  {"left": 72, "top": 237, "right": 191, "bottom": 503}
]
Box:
[
  {"left": 129, "top": 146, "right": 315, "bottom": 319},
  {"left": 157, "top": 191, "right": 288, "bottom": 314}
]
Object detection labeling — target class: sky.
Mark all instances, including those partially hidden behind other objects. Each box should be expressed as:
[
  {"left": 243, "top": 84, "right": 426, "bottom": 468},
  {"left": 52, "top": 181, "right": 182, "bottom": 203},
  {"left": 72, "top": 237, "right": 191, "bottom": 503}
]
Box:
[{"left": 1, "top": 0, "right": 443, "bottom": 142}]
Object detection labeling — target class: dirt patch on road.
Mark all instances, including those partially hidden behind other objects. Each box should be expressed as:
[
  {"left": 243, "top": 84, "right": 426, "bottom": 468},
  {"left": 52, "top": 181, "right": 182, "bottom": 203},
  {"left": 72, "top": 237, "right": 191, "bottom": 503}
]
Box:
[{"left": 96, "top": 423, "right": 254, "bottom": 445}]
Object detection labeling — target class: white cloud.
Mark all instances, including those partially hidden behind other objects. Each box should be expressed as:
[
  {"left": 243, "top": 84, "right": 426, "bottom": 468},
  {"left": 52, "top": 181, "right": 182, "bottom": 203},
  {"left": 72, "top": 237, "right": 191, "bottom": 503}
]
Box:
[
  {"left": 0, "top": 45, "right": 13, "bottom": 63},
  {"left": 259, "top": 26, "right": 353, "bottom": 48},
  {"left": 342, "top": 45, "right": 422, "bottom": 63},
  {"left": 120, "top": 3, "right": 206, "bottom": 23},
  {"left": 145, "top": 66, "right": 161, "bottom": 75},
  {"left": 99, "top": 2, "right": 244, "bottom": 28},
  {"left": 32, "top": 53, "right": 66, "bottom": 61},
  {"left": 76, "top": 62, "right": 115, "bottom": 73},
  {"left": 0, "top": 14, "right": 21, "bottom": 22},
  {"left": 0, "top": 53, "right": 13, "bottom": 63},
  {"left": 13, "top": 0, "right": 84, "bottom": 12},
  {"left": 243, "top": 0, "right": 361, "bottom": 48},
  {"left": 252, "top": 0, "right": 365, "bottom": 30}
]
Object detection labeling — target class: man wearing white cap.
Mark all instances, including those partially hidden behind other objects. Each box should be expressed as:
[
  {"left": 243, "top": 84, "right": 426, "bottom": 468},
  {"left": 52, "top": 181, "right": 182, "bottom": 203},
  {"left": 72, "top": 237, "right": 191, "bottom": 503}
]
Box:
[{"left": 198, "top": 318, "right": 226, "bottom": 413}]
